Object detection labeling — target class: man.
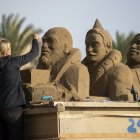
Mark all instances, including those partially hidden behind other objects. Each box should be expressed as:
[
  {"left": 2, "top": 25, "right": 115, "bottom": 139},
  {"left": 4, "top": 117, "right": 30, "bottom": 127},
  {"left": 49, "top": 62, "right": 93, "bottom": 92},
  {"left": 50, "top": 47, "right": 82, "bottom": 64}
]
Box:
[
  {"left": 127, "top": 33, "right": 140, "bottom": 100},
  {"left": 23, "top": 27, "right": 89, "bottom": 102},
  {"left": 82, "top": 19, "right": 132, "bottom": 101},
  {"left": 0, "top": 34, "right": 39, "bottom": 140}
]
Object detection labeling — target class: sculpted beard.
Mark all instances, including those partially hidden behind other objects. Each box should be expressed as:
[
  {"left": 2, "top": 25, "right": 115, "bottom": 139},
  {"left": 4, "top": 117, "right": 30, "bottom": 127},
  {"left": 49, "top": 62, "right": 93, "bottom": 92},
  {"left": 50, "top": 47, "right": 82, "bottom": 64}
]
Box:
[{"left": 40, "top": 51, "right": 53, "bottom": 69}]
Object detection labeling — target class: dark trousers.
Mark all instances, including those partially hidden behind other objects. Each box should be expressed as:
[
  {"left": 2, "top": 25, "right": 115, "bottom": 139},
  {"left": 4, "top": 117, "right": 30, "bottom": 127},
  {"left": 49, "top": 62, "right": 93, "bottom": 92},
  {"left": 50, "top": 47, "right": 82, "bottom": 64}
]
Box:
[{"left": 0, "top": 106, "right": 24, "bottom": 140}]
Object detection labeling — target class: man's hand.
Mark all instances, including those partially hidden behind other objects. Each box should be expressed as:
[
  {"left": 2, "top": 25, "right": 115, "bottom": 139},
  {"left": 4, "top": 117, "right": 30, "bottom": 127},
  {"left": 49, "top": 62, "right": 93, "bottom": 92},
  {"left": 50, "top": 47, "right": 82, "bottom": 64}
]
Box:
[{"left": 33, "top": 33, "right": 40, "bottom": 41}]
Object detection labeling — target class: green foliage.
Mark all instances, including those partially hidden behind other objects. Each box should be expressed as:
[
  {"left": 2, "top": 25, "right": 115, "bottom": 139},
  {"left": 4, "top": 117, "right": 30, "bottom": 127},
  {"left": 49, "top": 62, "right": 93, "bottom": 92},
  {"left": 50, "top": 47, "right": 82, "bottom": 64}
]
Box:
[
  {"left": 112, "top": 31, "right": 135, "bottom": 63},
  {"left": 0, "top": 14, "right": 42, "bottom": 56}
]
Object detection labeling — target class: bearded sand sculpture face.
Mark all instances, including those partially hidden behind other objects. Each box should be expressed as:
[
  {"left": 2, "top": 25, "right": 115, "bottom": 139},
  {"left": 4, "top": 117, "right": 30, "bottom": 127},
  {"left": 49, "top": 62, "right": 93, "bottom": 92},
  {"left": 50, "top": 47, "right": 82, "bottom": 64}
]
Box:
[
  {"left": 127, "top": 34, "right": 140, "bottom": 66},
  {"left": 40, "top": 27, "right": 72, "bottom": 69}
]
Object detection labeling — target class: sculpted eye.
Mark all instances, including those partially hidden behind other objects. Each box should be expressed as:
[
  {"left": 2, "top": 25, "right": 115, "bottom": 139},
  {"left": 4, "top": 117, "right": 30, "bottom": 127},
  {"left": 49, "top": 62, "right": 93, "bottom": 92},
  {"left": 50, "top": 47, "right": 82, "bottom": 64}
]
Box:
[
  {"left": 86, "top": 43, "right": 90, "bottom": 48},
  {"left": 91, "top": 42, "right": 99, "bottom": 48},
  {"left": 47, "top": 38, "right": 53, "bottom": 44},
  {"left": 48, "top": 45, "right": 54, "bottom": 51},
  {"left": 136, "top": 41, "right": 140, "bottom": 45}
]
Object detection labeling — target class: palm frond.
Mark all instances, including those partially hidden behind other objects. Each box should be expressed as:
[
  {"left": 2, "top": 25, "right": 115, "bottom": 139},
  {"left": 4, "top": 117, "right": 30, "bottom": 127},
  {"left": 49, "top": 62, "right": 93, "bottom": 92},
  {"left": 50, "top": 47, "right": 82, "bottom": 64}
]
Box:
[
  {"left": 113, "top": 31, "right": 135, "bottom": 63},
  {"left": 0, "top": 14, "right": 42, "bottom": 56}
]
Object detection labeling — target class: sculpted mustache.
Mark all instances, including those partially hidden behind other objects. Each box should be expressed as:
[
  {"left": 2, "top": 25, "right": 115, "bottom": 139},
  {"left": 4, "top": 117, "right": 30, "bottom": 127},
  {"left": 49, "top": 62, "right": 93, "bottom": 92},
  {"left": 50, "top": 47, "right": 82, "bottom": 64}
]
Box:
[
  {"left": 129, "top": 49, "right": 139, "bottom": 54},
  {"left": 88, "top": 52, "right": 97, "bottom": 55},
  {"left": 42, "top": 48, "right": 52, "bottom": 53},
  {"left": 41, "top": 48, "right": 53, "bottom": 56}
]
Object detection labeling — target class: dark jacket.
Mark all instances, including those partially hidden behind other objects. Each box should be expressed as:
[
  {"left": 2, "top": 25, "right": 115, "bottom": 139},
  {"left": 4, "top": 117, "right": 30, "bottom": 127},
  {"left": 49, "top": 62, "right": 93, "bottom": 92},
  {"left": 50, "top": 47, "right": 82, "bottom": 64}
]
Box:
[{"left": 0, "top": 39, "right": 39, "bottom": 109}]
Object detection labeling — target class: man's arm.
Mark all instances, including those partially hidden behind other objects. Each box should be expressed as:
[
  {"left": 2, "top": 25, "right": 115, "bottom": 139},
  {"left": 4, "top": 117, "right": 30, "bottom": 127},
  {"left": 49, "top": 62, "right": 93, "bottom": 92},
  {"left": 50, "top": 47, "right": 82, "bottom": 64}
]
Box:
[{"left": 14, "top": 34, "right": 40, "bottom": 67}]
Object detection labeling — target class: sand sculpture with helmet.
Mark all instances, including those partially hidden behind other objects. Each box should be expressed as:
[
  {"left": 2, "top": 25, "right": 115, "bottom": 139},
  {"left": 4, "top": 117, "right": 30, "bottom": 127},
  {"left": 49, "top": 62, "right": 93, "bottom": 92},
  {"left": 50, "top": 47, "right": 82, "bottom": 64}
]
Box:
[{"left": 82, "top": 19, "right": 133, "bottom": 101}]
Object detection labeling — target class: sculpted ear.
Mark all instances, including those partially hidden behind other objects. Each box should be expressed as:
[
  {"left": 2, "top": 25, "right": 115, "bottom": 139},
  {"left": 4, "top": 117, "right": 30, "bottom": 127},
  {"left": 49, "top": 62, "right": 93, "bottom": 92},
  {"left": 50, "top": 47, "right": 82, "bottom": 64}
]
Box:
[
  {"left": 106, "top": 45, "right": 111, "bottom": 54},
  {"left": 63, "top": 44, "right": 70, "bottom": 54},
  {"left": 106, "top": 48, "right": 109, "bottom": 54}
]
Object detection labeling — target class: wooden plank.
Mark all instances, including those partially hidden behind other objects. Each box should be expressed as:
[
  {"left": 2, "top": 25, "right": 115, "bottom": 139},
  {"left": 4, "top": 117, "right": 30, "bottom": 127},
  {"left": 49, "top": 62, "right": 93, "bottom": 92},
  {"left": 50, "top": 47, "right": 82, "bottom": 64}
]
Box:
[
  {"left": 24, "top": 101, "right": 140, "bottom": 140},
  {"left": 53, "top": 101, "right": 140, "bottom": 108},
  {"left": 59, "top": 133, "right": 140, "bottom": 138},
  {"left": 59, "top": 116, "right": 140, "bottom": 134},
  {"left": 25, "top": 114, "right": 59, "bottom": 138},
  {"left": 24, "top": 104, "right": 65, "bottom": 115},
  {"left": 59, "top": 113, "right": 140, "bottom": 118}
]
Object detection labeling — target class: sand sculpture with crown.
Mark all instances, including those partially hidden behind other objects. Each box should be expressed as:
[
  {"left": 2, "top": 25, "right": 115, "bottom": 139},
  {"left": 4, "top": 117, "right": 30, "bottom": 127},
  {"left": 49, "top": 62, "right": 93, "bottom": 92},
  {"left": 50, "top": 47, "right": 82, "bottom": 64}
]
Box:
[{"left": 82, "top": 19, "right": 133, "bottom": 101}]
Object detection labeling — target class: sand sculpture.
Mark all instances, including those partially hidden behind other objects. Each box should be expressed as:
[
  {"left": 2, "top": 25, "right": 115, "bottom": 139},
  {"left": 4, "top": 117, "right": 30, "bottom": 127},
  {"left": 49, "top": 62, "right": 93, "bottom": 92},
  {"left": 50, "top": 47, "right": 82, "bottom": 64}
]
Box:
[
  {"left": 18, "top": 21, "right": 140, "bottom": 102},
  {"left": 82, "top": 19, "right": 133, "bottom": 101},
  {"left": 21, "top": 27, "right": 89, "bottom": 103},
  {"left": 126, "top": 33, "right": 140, "bottom": 100}
]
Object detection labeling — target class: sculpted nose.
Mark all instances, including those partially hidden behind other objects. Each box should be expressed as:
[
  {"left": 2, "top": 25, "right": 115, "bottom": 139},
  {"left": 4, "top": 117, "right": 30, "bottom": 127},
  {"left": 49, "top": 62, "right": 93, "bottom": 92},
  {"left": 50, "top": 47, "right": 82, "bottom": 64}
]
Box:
[
  {"left": 131, "top": 43, "right": 137, "bottom": 49},
  {"left": 42, "top": 42, "right": 48, "bottom": 48},
  {"left": 88, "top": 46, "right": 93, "bottom": 52}
]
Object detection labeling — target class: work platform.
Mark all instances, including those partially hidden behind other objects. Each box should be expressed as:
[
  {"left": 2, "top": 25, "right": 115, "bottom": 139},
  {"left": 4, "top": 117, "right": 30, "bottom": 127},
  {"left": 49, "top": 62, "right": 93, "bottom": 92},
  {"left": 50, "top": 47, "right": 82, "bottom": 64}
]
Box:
[{"left": 24, "top": 101, "right": 140, "bottom": 140}]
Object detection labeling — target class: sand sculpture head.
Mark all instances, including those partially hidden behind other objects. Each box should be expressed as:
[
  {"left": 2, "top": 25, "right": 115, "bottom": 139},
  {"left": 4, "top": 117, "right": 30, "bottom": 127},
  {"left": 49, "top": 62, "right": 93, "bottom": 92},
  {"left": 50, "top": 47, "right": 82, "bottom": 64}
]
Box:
[
  {"left": 127, "top": 33, "right": 140, "bottom": 67},
  {"left": 85, "top": 19, "right": 112, "bottom": 65},
  {"left": 38, "top": 27, "right": 73, "bottom": 69}
]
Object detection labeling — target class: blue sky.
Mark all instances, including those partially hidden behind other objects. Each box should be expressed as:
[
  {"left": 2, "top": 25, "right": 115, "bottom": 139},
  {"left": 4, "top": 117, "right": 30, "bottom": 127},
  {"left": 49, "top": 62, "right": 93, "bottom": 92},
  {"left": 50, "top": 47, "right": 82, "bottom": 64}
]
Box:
[{"left": 0, "top": 0, "right": 140, "bottom": 58}]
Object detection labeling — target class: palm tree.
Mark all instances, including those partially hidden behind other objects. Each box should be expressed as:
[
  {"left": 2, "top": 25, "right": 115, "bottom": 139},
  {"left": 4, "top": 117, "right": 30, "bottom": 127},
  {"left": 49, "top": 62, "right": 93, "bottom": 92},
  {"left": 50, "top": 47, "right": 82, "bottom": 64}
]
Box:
[
  {"left": 112, "top": 31, "right": 135, "bottom": 63},
  {"left": 0, "top": 14, "right": 42, "bottom": 56}
]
